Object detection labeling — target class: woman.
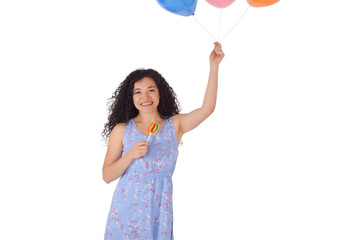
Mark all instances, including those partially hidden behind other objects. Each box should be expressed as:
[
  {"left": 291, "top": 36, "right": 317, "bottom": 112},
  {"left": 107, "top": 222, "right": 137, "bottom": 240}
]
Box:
[{"left": 102, "top": 42, "right": 224, "bottom": 239}]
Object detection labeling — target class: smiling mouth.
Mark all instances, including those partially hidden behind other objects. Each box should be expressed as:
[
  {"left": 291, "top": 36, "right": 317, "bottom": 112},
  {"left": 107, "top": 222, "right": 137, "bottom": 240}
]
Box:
[{"left": 140, "top": 102, "right": 153, "bottom": 106}]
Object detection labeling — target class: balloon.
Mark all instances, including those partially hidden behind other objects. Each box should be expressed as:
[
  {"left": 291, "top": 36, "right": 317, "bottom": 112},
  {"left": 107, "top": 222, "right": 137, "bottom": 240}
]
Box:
[
  {"left": 156, "top": 0, "right": 197, "bottom": 16},
  {"left": 205, "top": 0, "right": 235, "bottom": 8},
  {"left": 247, "top": 0, "right": 279, "bottom": 7}
]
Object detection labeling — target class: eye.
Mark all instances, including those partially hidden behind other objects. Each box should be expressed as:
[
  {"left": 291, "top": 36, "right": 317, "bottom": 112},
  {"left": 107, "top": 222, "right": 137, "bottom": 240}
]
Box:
[
  {"left": 134, "top": 91, "right": 141, "bottom": 95},
  {"left": 149, "top": 89, "right": 155, "bottom": 93}
]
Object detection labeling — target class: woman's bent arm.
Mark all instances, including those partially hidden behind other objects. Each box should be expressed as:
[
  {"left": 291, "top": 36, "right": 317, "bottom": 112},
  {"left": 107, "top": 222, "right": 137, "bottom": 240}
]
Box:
[{"left": 103, "top": 153, "right": 134, "bottom": 184}]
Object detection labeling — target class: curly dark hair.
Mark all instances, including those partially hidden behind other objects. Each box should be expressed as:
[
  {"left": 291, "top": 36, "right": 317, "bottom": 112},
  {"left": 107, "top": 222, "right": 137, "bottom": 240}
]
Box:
[{"left": 101, "top": 68, "right": 181, "bottom": 143}]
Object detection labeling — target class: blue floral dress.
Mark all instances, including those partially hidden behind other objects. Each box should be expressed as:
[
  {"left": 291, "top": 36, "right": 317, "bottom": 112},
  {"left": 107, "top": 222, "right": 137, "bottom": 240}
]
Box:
[{"left": 104, "top": 117, "right": 179, "bottom": 240}]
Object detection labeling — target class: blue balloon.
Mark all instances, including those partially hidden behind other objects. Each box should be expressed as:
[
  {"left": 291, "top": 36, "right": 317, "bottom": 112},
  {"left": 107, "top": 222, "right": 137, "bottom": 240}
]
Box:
[{"left": 156, "top": 0, "right": 197, "bottom": 16}]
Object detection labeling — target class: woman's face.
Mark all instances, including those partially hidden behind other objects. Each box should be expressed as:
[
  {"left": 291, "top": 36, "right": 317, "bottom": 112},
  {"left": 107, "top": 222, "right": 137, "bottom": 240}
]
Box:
[{"left": 132, "top": 77, "right": 160, "bottom": 113}]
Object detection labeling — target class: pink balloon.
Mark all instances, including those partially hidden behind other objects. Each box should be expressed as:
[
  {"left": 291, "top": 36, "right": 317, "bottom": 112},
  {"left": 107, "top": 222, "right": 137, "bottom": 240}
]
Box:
[{"left": 206, "top": 0, "right": 235, "bottom": 8}]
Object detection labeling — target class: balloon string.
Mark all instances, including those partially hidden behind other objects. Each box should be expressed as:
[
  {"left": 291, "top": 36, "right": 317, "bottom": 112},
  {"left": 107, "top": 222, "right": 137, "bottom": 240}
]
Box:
[
  {"left": 217, "top": 9, "right": 223, "bottom": 41},
  {"left": 192, "top": 15, "right": 217, "bottom": 42},
  {"left": 220, "top": 5, "right": 250, "bottom": 42}
]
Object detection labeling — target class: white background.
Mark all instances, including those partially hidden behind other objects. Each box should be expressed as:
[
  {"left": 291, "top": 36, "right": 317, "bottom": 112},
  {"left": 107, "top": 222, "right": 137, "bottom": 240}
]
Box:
[{"left": 1, "top": 0, "right": 359, "bottom": 239}]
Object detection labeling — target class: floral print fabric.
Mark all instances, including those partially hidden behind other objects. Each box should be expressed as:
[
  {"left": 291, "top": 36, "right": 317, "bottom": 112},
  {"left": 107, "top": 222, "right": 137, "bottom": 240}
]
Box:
[{"left": 104, "top": 117, "right": 179, "bottom": 240}]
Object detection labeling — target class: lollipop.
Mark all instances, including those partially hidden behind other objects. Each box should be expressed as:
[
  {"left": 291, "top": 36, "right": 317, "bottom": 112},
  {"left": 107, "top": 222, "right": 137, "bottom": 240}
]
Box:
[{"left": 147, "top": 122, "right": 159, "bottom": 141}]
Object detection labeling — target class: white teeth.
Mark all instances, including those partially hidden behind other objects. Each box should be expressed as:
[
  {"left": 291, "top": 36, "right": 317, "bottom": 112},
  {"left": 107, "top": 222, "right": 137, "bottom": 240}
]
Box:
[{"left": 141, "top": 102, "right": 152, "bottom": 106}]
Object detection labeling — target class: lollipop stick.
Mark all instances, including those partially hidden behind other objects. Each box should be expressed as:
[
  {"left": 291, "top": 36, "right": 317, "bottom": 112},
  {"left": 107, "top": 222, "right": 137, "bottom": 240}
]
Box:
[{"left": 147, "top": 132, "right": 152, "bottom": 142}]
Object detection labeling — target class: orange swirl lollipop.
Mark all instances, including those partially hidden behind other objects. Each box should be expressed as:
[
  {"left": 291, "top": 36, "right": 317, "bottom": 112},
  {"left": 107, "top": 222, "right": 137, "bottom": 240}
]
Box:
[{"left": 147, "top": 122, "right": 159, "bottom": 141}]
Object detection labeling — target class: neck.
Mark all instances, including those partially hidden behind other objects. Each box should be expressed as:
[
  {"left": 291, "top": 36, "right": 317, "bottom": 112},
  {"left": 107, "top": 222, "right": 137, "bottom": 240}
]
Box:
[{"left": 134, "top": 111, "right": 163, "bottom": 124}]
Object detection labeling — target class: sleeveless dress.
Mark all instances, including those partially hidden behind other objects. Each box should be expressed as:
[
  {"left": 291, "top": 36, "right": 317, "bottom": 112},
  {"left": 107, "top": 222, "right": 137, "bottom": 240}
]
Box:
[{"left": 104, "top": 117, "right": 179, "bottom": 240}]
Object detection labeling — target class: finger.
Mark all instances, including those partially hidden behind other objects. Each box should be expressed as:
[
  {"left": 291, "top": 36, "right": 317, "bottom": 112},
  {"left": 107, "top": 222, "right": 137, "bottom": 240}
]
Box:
[
  {"left": 213, "top": 42, "right": 222, "bottom": 49},
  {"left": 215, "top": 49, "right": 223, "bottom": 55},
  {"left": 139, "top": 146, "right": 147, "bottom": 151},
  {"left": 214, "top": 46, "right": 223, "bottom": 55}
]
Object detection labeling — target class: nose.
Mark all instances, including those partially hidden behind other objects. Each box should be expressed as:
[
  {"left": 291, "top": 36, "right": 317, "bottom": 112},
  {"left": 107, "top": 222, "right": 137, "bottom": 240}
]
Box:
[
  {"left": 144, "top": 91, "right": 151, "bottom": 98},
  {"left": 140, "top": 92, "right": 150, "bottom": 101}
]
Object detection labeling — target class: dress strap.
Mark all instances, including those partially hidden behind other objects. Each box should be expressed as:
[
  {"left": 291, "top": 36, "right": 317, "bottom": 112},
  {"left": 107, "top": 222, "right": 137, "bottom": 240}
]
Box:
[{"left": 122, "top": 120, "right": 132, "bottom": 145}]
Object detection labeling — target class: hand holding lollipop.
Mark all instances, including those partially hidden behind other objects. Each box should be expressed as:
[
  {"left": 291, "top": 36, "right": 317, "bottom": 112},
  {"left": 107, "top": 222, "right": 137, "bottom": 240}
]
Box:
[{"left": 147, "top": 122, "right": 159, "bottom": 141}]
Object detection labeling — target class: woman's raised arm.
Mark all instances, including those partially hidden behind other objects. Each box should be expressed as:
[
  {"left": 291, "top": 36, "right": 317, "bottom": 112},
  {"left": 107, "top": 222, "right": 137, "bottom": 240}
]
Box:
[{"left": 174, "top": 42, "right": 224, "bottom": 138}]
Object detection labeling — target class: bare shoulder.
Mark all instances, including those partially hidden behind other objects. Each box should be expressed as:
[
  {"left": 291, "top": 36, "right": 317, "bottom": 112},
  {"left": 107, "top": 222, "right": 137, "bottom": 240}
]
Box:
[
  {"left": 108, "top": 122, "right": 126, "bottom": 143},
  {"left": 103, "top": 122, "right": 127, "bottom": 169},
  {"left": 172, "top": 113, "right": 189, "bottom": 129},
  {"left": 106, "top": 122, "right": 126, "bottom": 156},
  {"left": 113, "top": 122, "right": 126, "bottom": 131},
  {"left": 171, "top": 114, "right": 183, "bottom": 128}
]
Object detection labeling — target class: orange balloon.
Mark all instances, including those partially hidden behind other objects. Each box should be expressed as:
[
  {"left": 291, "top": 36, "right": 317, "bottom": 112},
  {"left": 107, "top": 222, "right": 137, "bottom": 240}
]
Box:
[{"left": 247, "top": 0, "right": 280, "bottom": 7}]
